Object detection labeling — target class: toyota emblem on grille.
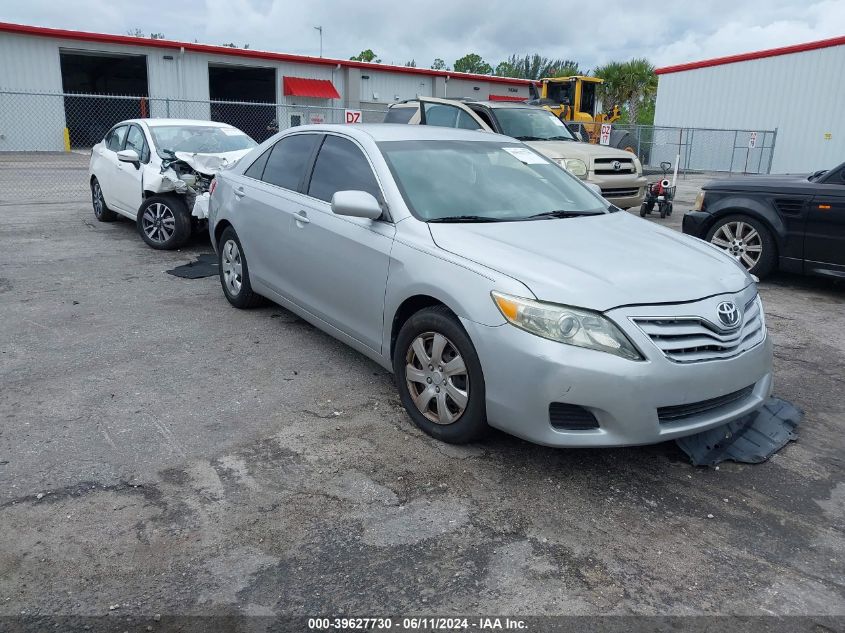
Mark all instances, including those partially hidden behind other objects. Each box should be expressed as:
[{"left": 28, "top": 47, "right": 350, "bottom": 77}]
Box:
[
  {"left": 612, "top": 160, "right": 622, "bottom": 171},
  {"left": 716, "top": 301, "right": 741, "bottom": 328}
]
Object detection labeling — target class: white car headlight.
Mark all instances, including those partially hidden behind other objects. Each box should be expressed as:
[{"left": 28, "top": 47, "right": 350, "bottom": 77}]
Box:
[
  {"left": 492, "top": 292, "right": 643, "bottom": 360},
  {"left": 633, "top": 157, "right": 643, "bottom": 176},
  {"left": 557, "top": 158, "right": 587, "bottom": 179}
]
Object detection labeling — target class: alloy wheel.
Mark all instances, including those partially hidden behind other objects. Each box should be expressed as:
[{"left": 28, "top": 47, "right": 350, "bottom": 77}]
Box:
[
  {"left": 220, "top": 239, "right": 243, "bottom": 296},
  {"left": 710, "top": 221, "right": 763, "bottom": 270},
  {"left": 141, "top": 202, "right": 176, "bottom": 244},
  {"left": 405, "top": 331, "right": 469, "bottom": 425},
  {"left": 92, "top": 181, "right": 104, "bottom": 218}
]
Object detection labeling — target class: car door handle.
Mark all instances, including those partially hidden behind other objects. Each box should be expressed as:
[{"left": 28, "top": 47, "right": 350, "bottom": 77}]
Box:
[
  {"left": 294, "top": 211, "right": 310, "bottom": 225},
  {"left": 233, "top": 186, "right": 245, "bottom": 198}
]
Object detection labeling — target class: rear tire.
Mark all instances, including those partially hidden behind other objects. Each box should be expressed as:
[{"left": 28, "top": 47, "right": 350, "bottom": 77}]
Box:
[
  {"left": 705, "top": 214, "right": 776, "bottom": 278},
  {"left": 218, "top": 226, "right": 264, "bottom": 309},
  {"left": 640, "top": 201, "right": 653, "bottom": 217},
  {"left": 91, "top": 177, "right": 117, "bottom": 222},
  {"left": 393, "top": 306, "right": 487, "bottom": 444},
  {"left": 137, "top": 195, "right": 192, "bottom": 250}
]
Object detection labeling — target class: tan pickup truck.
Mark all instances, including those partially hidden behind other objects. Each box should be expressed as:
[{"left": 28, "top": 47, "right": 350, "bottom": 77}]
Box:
[{"left": 385, "top": 98, "right": 647, "bottom": 209}]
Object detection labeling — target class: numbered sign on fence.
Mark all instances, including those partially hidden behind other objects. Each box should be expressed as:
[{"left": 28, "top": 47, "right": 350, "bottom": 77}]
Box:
[
  {"left": 345, "top": 109, "right": 362, "bottom": 124},
  {"left": 748, "top": 131, "right": 757, "bottom": 149},
  {"left": 599, "top": 124, "right": 612, "bottom": 146}
]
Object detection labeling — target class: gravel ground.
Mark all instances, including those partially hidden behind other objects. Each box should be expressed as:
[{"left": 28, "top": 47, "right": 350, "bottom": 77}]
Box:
[{"left": 0, "top": 161, "right": 843, "bottom": 624}]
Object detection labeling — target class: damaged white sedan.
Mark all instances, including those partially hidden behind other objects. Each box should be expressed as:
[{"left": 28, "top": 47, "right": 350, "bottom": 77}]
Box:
[{"left": 88, "top": 119, "right": 256, "bottom": 249}]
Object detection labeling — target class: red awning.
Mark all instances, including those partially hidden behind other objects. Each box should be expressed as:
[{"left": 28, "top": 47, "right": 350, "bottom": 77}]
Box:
[
  {"left": 283, "top": 76, "right": 340, "bottom": 99},
  {"left": 488, "top": 94, "right": 525, "bottom": 102}
]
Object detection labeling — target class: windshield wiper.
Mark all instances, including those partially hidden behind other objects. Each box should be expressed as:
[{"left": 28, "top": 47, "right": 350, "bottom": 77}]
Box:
[
  {"left": 428, "top": 215, "right": 507, "bottom": 223},
  {"left": 526, "top": 210, "right": 602, "bottom": 220},
  {"left": 514, "top": 135, "right": 545, "bottom": 141}
]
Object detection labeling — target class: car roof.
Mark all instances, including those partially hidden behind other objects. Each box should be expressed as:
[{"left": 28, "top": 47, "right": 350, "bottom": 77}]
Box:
[
  {"left": 389, "top": 99, "right": 541, "bottom": 111},
  {"left": 285, "top": 123, "right": 515, "bottom": 143},
  {"left": 120, "top": 118, "right": 244, "bottom": 129}
]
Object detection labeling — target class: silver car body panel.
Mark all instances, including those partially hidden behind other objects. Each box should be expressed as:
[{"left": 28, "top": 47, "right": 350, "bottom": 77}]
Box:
[{"left": 209, "top": 124, "right": 773, "bottom": 447}]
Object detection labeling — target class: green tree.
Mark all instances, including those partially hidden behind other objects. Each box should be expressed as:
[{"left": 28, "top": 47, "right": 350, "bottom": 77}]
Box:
[
  {"left": 127, "top": 28, "right": 165, "bottom": 39},
  {"left": 405, "top": 59, "right": 417, "bottom": 67},
  {"left": 453, "top": 53, "right": 493, "bottom": 75},
  {"left": 350, "top": 49, "right": 381, "bottom": 63},
  {"left": 593, "top": 58, "right": 656, "bottom": 124},
  {"left": 430, "top": 58, "right": 448, "bottom": 70},
  {"left": 494, "top": 54, "right": 580, "bottom": 80}
]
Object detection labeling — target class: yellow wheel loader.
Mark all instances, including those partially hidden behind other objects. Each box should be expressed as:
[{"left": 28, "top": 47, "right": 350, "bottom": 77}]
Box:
[{"left": 528, "top": 76, "right": 636, "bottom": 153}]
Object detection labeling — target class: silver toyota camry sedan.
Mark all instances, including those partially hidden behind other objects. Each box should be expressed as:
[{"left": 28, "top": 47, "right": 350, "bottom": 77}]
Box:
[{"left": 208, "top": 124, "right": 773, "bottom": 447}]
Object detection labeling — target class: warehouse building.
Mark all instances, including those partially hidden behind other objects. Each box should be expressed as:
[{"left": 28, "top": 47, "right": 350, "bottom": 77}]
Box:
[
  {"left": 654, "top": 36, "right": 845, "bottom": 174},
  {"left": 0, "top": 22, "right": 533, "bottom": 151}
]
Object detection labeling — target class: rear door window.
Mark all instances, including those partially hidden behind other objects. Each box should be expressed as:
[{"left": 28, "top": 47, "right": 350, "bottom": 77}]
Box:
[
  {"left": 244, "top": 148, "right": 272, "bottom": 180},
  {"left": 422, "top": 102, "right": 482, "bottom": 130},
  {"left": 261, "top": 134, "right": 321, "bottom": 191},
  {"left": 384, "top": 107, "right": 417, "bottom": 124},
  {"left": 307, "top": 135, "right": 382, "bottom": 203},
  {"left": 106, "top": 125, "right": 128, "bottom": 152}
]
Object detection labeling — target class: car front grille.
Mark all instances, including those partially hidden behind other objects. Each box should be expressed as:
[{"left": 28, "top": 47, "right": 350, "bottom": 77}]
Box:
[
  {"left": 633, "top": 296, "right": 764, "bottom": 363},
  {"left": 601, "top": 187, "right": 640, "bottom": 198},
  {"left": 657, "top": 385, "right": 755, "bottom": 423},
  {"left": 593, "top": 157, "right": 636, "bottom": 175}
]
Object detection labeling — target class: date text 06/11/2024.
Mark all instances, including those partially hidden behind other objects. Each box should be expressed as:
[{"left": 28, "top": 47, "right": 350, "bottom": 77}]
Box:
[{"left": 307, "top": 617, "right": 529, "bottom": 630}]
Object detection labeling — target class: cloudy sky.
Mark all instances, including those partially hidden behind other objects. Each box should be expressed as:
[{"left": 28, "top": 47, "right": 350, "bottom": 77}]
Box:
[{"left": 3, "top": 0, "right": 844, "bottom": 71}]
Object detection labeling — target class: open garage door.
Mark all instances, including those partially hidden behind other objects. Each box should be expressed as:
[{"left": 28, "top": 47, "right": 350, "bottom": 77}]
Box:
[
  {"left": 60, "top": 50, "right": 149, "bottom": 148},
  {"left": 209, "top": 64, "right": 276, "bottom": 142}
]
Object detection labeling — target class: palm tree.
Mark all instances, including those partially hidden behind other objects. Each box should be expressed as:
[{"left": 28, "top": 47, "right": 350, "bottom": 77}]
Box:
[
  {"left": 594, "top": 58, "right": 656, "bottom": 123},
  {"left": 496, "top": 54, "right": 581, "bottom": 80}
]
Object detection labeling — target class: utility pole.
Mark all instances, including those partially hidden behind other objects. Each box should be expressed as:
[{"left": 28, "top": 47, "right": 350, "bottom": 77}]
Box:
[{"left": 314, "top": 26, "right": 323, "bottom": 57}]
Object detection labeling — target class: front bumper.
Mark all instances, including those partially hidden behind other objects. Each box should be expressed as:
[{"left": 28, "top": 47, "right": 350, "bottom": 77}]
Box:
[
  {"left": 682, "top": 210, "right": 711, "bottom": 237},
  {"left": 461, "top": 292, "right": 773, "bottom": 447},
  {"left": 588, "top": 174, "right": 647, "bottom": 209}
]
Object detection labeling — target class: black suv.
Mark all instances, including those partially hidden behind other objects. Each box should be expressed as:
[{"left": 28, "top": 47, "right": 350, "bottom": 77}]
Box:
[{"left": 683, "top": 162, "right": 845, "bottom": 279}]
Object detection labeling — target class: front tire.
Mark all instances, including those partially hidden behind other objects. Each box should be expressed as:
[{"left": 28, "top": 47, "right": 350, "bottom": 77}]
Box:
[
  {"left": 705, "top": 214, "right": 776, "bottom": 278},
  {"left": 218, "top": 227, "right": 264, "bottom": 309},
  {"left": 91, "top": 177, "right": 117, "bottom": 222},
  {"left": 137, "top": 195, "right": 192, "bottom": 250},
  {"left": 393, "top": 306, "right": 487, "bottom": 444}
]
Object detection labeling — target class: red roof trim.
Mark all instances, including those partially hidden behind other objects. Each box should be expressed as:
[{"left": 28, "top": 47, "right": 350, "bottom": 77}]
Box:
[
  {"left": 656, "top": 35, "right": 845, "bottom": 75},
  {"left": 0, "top": 21, "right": 534, "bottom": 86},
  {"left": 283, "top": 77, "right": 340, "bottom": 99},
  {"left": 488, "top": 94, "right": 526, "bottom": 101}
]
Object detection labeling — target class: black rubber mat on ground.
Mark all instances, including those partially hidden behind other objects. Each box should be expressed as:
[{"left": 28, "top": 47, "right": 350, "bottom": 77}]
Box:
[
  {"left": 676, "top": 397, "right": 803, "bottom": 466},
  {"left": 166, "top": 253, "right": 218, "bottom": 279}
]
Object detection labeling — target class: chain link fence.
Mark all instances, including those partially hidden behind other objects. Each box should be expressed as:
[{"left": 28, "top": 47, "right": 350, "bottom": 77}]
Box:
[
  {"left": 0, "top": 91, "right": 388, "bottom": 204},
  {"left": 602, "top": 124, "right": 777, "bottom": 176},
  {"left": 0, "top": 90, "right": 777, "bottom": 205}
]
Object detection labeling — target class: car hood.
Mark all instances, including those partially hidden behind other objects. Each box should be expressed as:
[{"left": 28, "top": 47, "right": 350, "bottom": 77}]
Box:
[
  {"left": 173, "top": 149, "right": 253, "bottom": 175},
  {"left": 428, "top": 211, "right": 751, "bottom": 312},
  {"left": 525, "top": 140, "right": 635, "bottom": 162},
  {"left": 703, "top": 173, "right": 811, "bottom": 192}
]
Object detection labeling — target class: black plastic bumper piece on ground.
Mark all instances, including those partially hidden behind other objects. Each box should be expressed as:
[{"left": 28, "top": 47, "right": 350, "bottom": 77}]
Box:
[
  {"left": 675, "top": 397, "right": 803, "bottom": 466},
  {"left": 166, "top": 253, "right": 218, "bottom": 279}
]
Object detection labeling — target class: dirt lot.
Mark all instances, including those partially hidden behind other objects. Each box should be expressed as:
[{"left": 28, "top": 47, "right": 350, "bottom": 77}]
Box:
[{"left": 1, "top": 162, "right": 844, "bottom": 625}]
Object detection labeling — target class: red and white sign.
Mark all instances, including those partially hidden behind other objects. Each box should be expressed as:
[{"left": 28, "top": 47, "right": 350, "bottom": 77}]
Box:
[
  {"left": 599, "top": 123, "right": 612, "bottom": 146},
  {"left": 344, "top": 109, "right": 363, "bottom": 124},
  {"left": 308, "top": 112, "right": 326, "bottom": 125},
  {"left": 748, "top": 131, "right": 757, "bottom": 149}
]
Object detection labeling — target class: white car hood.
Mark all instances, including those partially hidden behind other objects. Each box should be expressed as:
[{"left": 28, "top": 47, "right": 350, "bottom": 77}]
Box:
[
  {"left": 428, "top": 211, "right": 751, "bottom": 312},
  {"left": 173, "top": 149, "right": 252, "bottom": 175}
]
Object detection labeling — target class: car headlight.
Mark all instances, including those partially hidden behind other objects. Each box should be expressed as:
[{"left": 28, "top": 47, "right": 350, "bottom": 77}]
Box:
[
  {"left": 693, "top": 190, "right": 705, "bottom": 211},
  {"left": 633, "top": 157, "right": 643, "bottom": 176},
  {"left": 557, "top": 158, "right": 587, "bottom": 179},
  {"left": 491, "top": 292, "right": 643, "bottom": 360},
  {"left": 755, "top": 294, "right": 767, "bottom": 334}
]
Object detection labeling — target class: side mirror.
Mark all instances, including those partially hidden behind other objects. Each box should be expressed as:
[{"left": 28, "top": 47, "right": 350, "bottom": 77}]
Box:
[
  {"left": 331, "top": 190, "right": 383, "bottom": 220},
  {"left": 584, "top": 182, "right": 602, "bottom": 196},
  {"left": 117, "top": 149, "right": 140, "bottom": 165},
  {"left": 574, "top": 131, "right": 584, "bottom": 142}
]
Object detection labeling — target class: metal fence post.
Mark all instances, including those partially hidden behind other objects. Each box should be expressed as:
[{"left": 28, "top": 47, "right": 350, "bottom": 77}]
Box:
[
  {"left": 728, "top": 130, "right": 738, "bottom": 174},
  {"left": 636, "top": 125, "right": 642, "bottom": 159},
  {"left": 767, "top": 128, "right": 778, "bottom": 174},
  {"left": 165, "top": 98, "right": 170, "bottom": 118}
]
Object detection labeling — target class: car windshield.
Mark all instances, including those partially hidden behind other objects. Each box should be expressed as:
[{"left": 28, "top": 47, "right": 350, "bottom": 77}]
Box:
[
  {"left": 493, "top": 108, "right": 577, "bottom": 142},
  {"left": 378, "top": 140, "right": 607, "bottom": 222},
  {"left": 149, "top": 125, "right": 257, "bottom": 155}
]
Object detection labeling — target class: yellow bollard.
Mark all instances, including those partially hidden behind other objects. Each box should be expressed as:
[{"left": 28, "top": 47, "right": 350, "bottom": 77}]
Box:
[{"left": 63, "top": 127, "right": 70, "bottom": 152}]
